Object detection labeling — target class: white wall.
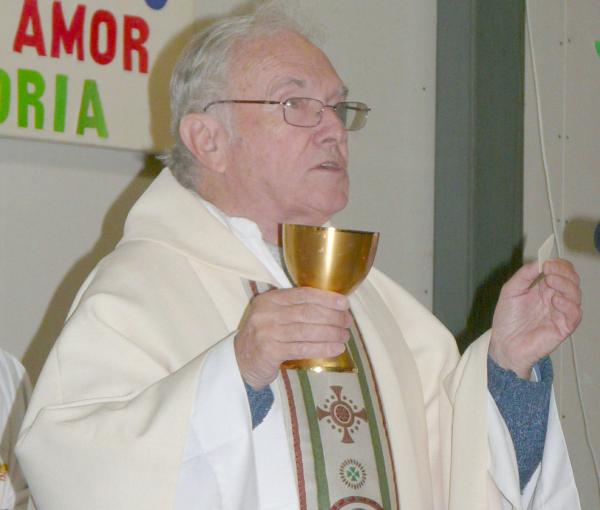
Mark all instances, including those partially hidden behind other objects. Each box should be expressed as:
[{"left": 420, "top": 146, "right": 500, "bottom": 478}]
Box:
[
  {"left": 524, "top": 0, "right": 600, "bottom": 506},
  {"left": 0, "top": 0, "right": 437, "bottom": 383},
  {"left": 0, "top": 138, "right": 156, "bottom": 380}
]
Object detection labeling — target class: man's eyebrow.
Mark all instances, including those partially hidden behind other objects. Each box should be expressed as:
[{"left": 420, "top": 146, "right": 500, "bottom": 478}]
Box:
[{"left": 339, "top": 85, "right": 349, "bottom": 98}]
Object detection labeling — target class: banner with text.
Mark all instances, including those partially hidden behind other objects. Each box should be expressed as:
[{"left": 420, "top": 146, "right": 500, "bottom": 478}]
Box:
[{"left": 0, "top": 0, "right": 194, "bottom": 151}]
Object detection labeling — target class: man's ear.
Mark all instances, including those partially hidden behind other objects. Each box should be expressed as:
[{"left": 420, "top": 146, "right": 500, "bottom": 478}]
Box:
[{"left": 179, "top": 113, "right": 228, "bottom": 173}]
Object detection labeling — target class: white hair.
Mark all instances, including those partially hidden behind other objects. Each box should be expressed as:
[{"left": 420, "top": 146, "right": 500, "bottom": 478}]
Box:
[{"left": 159, "top": 2, "right": 312, "bottom": 190}]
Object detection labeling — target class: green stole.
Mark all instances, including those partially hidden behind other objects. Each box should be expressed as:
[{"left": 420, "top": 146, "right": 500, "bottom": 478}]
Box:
[{"left": 246, "top": 280, "right": 400, "bottom": 510}]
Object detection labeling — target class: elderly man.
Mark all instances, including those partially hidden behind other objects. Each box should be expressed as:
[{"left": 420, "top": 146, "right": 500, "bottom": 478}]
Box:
[{"left": 17, "top": 5, "right": 581, "bottom": 510}]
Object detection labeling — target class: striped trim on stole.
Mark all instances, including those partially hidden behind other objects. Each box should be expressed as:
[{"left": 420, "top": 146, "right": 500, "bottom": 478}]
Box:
[{"left": 244, "top": 280, "right": 399, "bottom": 510}]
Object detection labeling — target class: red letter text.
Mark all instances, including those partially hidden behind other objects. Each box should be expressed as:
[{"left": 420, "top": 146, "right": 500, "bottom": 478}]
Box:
[
  {"left": 51, "top": 2, "right": 86, "bottom": 60},
  {"left": 123, "top": 15, "right": 149, "bottom": 74},
  {"left": 13, "top": 0, "right": 46, "bottom": 56},
  {"left": 90, "top": 10, "right": 117, "bottom": 66}
]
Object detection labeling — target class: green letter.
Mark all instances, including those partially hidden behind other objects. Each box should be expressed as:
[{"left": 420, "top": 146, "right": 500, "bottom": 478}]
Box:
[
  {"left": 0, "top": 69, "right": 10, "bottom": 124},
  {"left": 596, "top": 41, "right": 600, "bottom": 58},
  {"left": 76, "top": 79, "right": 108, "bottom": 138},
  {"left": 54, "top": 74, "right": 68, "bottom": 132},
  {"left": 18, "top": 68, "right": 45, "bottom": 129}
]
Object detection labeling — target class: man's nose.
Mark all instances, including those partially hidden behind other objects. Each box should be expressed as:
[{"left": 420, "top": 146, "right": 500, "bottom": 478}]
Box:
[{"left": 314, "top": 106, "right": 348, "bottom": 145}]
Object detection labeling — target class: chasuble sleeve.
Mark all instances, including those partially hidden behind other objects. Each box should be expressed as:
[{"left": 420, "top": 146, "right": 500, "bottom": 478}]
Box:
[
  {"left": 362, "top": 268, "right": 579, "bottom": 510},
  {"left": 444, "top": 332, "right": 580, "bottom": 509},
  {"left": 16, "top": 240, "right": 255, "bottom": 510}
]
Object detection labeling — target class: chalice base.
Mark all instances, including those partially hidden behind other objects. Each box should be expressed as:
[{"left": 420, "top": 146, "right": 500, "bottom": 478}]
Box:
[{"left": 281, "top": 347, "right": 356, "bottom": 373}]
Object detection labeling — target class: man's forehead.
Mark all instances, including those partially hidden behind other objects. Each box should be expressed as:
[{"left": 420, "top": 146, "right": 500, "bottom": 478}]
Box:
[{"left": 229, "top": 32, "right": 345, "bottom": 96}]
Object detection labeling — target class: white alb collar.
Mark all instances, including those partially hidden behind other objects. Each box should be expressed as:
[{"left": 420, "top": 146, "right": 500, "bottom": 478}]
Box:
[{"left": 199, "top": 198, "right": 292, "bottom": 289}]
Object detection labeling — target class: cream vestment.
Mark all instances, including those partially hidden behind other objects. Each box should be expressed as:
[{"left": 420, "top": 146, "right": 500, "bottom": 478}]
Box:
[{"left": 17, "top": 169, "right": 579, "bottom": 510}]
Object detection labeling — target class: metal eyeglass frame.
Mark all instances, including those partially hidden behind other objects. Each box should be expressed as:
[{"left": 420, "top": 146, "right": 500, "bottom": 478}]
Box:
[{"left": 202, "top": 97, "right": 371, "bottom": 131}]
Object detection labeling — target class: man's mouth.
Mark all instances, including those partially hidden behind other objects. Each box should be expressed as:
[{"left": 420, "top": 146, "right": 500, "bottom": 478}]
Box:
[{"left": 313, "top": 160, "right": 346, "bottom": 171}]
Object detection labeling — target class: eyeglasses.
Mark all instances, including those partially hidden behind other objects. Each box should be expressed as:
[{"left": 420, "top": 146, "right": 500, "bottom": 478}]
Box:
[{"left": 202, "top": 97, "right": 370, "bottom": 131}]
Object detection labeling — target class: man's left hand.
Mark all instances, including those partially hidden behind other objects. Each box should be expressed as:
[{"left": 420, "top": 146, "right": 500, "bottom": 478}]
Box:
[{"left": 489, "top": 258, "right": 583, "bottom": 379}]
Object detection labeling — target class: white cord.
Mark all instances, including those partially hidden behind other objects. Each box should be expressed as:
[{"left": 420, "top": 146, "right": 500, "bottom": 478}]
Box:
[{"left": 525, "top": 0, "right": 600, "bottom": 494}]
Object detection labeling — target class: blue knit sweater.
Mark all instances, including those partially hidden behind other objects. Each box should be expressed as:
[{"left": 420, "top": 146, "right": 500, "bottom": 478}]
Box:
[
  {"left": 246, "top": 355, "right": 553, "bottom": 491},
  {"left": 487, "top": 355, "right": 553, "bottom": 490}
]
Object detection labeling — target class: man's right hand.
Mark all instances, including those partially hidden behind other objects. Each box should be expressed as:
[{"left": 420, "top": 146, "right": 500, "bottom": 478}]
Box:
[{"left": 234, "top": 287, "right": 352, "bottom": 390}]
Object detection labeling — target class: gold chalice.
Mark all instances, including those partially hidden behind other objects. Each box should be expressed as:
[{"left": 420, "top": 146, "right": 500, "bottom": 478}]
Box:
[{"left": 281, "top": 223, "right": 379, "bottom": 372}]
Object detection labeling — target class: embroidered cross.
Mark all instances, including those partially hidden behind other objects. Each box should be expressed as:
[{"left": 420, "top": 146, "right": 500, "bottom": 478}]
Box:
[{"left": 316, "top": 385, "right": 368, "bottom": 443}]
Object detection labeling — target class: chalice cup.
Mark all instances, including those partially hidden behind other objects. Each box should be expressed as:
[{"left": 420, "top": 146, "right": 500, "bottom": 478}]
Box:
[{"left": 281, "top": 224, "right": 379, "bottom": 372}]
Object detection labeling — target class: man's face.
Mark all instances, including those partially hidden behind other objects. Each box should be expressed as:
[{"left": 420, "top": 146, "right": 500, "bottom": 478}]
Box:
[{"left": 220, "top": 31, "right": 350, "bottom": 238}]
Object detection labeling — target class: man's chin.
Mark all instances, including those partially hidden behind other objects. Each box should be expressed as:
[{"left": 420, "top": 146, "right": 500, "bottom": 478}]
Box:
[
  {"left": 311, "top": 195, "right": 350, "bottom": 224},
  {"left": 281, "top": 192, "right": 349, "bottom": 227}
]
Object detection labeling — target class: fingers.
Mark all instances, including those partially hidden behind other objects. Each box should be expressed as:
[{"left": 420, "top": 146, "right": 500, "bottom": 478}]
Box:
[
  {"left": 250, "top": 289, "right": 352, "bottom": 329},
  {"left": 240, "top": 321, "right": 349, "bottom": 366},
  {"left": 504, "top": 258, "right": 581, "bottom": 296},
  {"left": 542, "top": 259, "right": 582, "bottom": 313},
  {"left": 544, "top": 273, "right": 582, "bottom": 305},
  {"left": 234, "top": 287, "right": 353, "bottom": 388},
  {"left": 269, "top": 322, "right": 351, "bottom": 344},
  {"left": 246, "top": 288, "right": 352, "bottom": 333},
  {"left": 279, "top": 302, "right": 353, "bottom": 328},
  {"left": 543, "top": 259, "right": 580, "bottom": 286},
  {"left": 550, "top": 293, "right": 582, "bottom": 335},
  {"left": 284, "top": 340, "right": 347, "bottom": 361},
  {"left": 269, "top": 287, "right": 349, "bottom": 310}
]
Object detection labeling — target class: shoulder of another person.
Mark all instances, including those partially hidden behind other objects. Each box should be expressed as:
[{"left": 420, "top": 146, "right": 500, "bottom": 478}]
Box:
[{"left": 0, "top": 349, "right": 26, "bottom": 387}]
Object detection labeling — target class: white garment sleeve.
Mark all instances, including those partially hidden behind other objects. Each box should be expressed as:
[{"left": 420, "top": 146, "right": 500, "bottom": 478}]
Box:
[
  {"left": 176, "top": 335, "right": 298, "bottom": 510},
  {"left": 487, "top": 388, "right": 580, "bottom": 509},
  {"left": 175, "top": 333, "right": 258, "bottom": 510}
]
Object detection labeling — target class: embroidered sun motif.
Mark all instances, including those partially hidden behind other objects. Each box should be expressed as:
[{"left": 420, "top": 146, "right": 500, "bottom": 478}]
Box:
[
  {"left": 316, "top": 385, "right": 368, "bottom": 443},
  {"left": 339, "top": 458, "right": 367, "bottom": 490}
]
